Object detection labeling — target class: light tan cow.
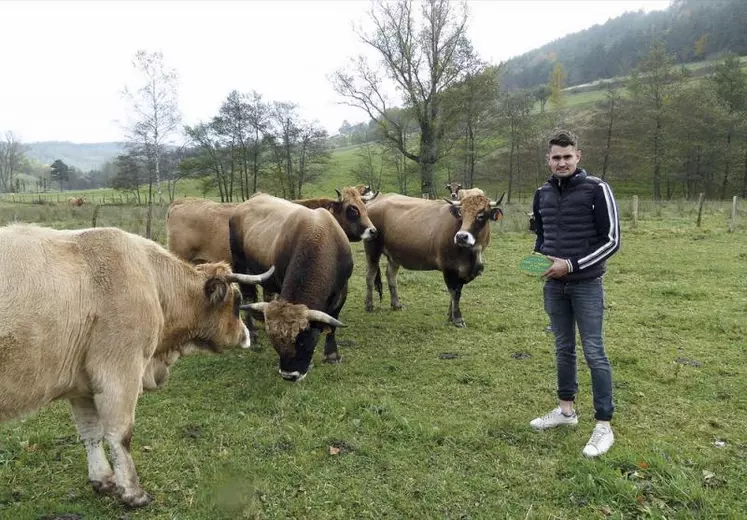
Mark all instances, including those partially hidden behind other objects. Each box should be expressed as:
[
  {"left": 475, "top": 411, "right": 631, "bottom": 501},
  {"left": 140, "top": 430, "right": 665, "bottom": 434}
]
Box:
[
  {"left": 166, "top": 197, "right": 241, "bottom": 265},
  {"left": 364, "top": 191, "right": 504, "bottom": 327},
  {"left": 0, "top": 223, "right": 273, "bottom": 508}
]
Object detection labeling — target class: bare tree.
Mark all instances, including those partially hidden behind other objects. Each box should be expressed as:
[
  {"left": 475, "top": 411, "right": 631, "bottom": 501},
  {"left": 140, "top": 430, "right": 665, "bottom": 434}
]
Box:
[
  {"left": 0, "top": 132, "right": 26, "bottom": 193},
  {"left": 123, "top": 50, "right": 181, "bottom": 237},
  {"left": 332, "top": 0, "right": 478, "bottom": 198}
]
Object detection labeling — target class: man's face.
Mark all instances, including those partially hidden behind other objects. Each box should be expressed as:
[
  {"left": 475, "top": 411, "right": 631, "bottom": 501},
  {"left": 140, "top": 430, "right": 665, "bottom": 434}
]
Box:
[{"left": 547, "top": 144, "right": 581, "bottom": 178}]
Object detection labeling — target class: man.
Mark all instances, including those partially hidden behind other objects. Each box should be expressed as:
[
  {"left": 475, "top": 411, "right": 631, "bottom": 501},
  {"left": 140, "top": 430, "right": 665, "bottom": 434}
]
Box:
[{"left": 529, "top": 129, "right": 621, "bottom": 457}]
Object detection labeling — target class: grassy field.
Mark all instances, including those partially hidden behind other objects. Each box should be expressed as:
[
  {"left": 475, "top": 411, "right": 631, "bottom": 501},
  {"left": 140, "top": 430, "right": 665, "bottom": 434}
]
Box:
[{"left": 0, "top": 200, "right": 745, "bottom": 519}]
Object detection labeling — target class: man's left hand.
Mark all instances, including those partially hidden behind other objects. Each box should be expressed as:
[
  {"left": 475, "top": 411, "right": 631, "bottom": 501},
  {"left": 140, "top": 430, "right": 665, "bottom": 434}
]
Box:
[{"left": 542, "top": 256, "right": 569, "bottom": 279}]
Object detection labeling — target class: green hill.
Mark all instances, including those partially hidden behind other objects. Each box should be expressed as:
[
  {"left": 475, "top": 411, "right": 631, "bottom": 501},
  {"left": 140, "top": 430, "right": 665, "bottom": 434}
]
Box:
[{"left": 25, "top": 141, "right": 126, "bottom": 171}]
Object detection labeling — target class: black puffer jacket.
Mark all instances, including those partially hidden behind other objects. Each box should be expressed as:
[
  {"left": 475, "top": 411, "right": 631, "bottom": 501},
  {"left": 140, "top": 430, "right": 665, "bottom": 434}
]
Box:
[{"left": 532, "top": 169, "right": 621, "bottom": 281}]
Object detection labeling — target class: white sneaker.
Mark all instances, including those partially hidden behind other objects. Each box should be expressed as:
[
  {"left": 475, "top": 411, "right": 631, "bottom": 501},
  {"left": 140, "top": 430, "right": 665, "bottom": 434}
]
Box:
[
  {"left": 582, "top": 424, "right": 614, "bottom": 457},
  {"left": 530, "top": 407, "right": 579, "bottom": 430}
]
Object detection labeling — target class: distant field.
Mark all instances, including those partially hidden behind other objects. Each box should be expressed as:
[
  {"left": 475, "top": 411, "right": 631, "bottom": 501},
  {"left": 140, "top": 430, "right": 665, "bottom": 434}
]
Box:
[{"left": 0, "top": 199, "right": 744, "bottom": 519}]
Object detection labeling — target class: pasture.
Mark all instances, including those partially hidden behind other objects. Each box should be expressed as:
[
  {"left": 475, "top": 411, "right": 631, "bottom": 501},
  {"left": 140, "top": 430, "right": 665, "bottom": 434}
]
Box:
[{"left": 0, "top": 199, "right": 745, "bottom": 519}]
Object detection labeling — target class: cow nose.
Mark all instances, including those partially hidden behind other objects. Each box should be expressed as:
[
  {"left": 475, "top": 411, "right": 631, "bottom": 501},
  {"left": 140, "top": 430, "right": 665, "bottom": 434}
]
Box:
[
  {"left": 363, "top": 226, "right": 377, "bottom": 240},
  {"left": 279, "top": 369, "right": 307, "bottom": 382},
  {"left": 454, "top": 231, "right": 474, "bottom": 247}
]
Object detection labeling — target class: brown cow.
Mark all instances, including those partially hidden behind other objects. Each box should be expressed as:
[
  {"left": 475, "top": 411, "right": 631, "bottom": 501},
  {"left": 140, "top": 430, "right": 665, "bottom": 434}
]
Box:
[
  {"left": 293, "top": 186, "right": 379, "bottom": 242},
  {"left": 68, "top": 196, "right": 85, "bottom": 206},
  {"left": 229, "top": 193, "right": 352, "bottom": 382},
  {"left": 0, "top": 223, "right": 273, "bottom": 508},
  {"left": 444, "top": 181, "right": 463, "bottom": 200},
  {"left": 364, "top": 191, "right": 505, "bottom": 327}
]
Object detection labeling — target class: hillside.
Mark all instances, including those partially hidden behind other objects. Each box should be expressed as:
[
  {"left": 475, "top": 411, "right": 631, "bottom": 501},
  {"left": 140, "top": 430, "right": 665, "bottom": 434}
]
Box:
[
  {"left": 499, "top": 0, "right": 747, "bottom": 91},
  {"left": 25, "top": 141, "right": 126, "bottom": 171}
]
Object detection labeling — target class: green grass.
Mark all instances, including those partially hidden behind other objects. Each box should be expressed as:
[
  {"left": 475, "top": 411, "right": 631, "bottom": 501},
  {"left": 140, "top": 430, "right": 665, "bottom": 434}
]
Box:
[{"left": 0, "top": 201, "right": 745, "bottom": 519}]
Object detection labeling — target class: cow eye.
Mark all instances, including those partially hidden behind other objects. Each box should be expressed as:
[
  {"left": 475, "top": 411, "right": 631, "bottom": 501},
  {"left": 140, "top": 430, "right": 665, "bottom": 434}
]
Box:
[
  {"left": 477, "top": 212, "right": 486, "bottom": 220},
  {"left": 347, "top": 206, "right": 359, "bottom": 218}
]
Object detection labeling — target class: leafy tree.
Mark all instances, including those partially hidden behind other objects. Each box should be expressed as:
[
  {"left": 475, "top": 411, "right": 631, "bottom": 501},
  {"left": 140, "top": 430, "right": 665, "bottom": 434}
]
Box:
[
  {"left": 0, "top": 132, "right": 26, "bottom": 193},
  {"left": 626, "top": 41, "right": 689, "bottom": 199},
  {"left": 123, "top": 50, "right": 181, "bottom": 238},
  {"left": 442, "top": 65, "right": 501, "bottom": 189},
  {"left": 710, "top": 54, "right": 747, "bottom": 197},
  {"left": 332, "top": 0, "right": 480, "bottom": 197},
  {"left": 110, "top": 152, "right": 145, "bottom": 204},
  {"left": 49, "top": 159, "right": 69, "bottom": 192},
  {"left": 498, "top": 90, "right": 533, "bottom": 202},
  {"left": 549, "top": 63, "right": 568, "bottom": 111}
]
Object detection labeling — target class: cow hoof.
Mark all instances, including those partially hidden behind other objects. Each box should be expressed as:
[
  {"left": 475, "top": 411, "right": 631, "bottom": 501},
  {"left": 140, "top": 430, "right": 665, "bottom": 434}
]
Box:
[
  {"left": 365, "top": 304, "right": 374, "bottom": 312},
  {"left": 391, "top": 304, "right": 404, "bottom": 311},
  {"left": 323, "top": 354, "right": 343, "bottom": 364},
  {"left": 91, "top": 476, "right": 116, "bottom": 494},
  {"left": 121, "top": 489, "right": 152, "bottom": 508},
  {"left": 452, "top": 319, "right": 466, "bottom": 328}
]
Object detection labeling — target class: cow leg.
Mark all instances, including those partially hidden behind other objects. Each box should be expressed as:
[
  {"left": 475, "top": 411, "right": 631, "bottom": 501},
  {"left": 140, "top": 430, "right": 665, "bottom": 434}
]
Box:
[
  {"left": 69, "top": 396, "right": 116, "bottom": 494},
  {"left": 364, "top": 238, "right": 383, "bottom": 312},
  {"left": 323, "top": 286, "right": 348, "bottom": 364},
  {"left": 386, "top": 260, "right": 404, "bottom": 310},
  {"left": 444, "top": 271, "right": 466, "bottom": 328},
  {"left": 240, "top": 283, "right": 262, "bottom": 348},
  {"left": 94, "top": 380, "right": 151, "bottom": 508}
]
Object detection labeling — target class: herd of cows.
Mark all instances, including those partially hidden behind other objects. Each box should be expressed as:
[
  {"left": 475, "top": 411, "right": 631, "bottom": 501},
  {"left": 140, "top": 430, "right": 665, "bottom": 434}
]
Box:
[{"left": 0, "top": 183, "right": 504, "bottom": 507}]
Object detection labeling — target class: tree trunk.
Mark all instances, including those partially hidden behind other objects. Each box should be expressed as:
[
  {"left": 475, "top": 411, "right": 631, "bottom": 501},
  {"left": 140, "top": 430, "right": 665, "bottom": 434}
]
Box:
[
  {"left": 419, "top": 125, "right": 437, "bottom": 198},
  {"left": 742, "top": 132, "right": 747, "bottom": 198},
  {"left": 146, "top": 178, "right": 154, "bottom": 239},
  {"left": 652, "top": 116, "right": 662, "bottom": 200},
  {"left": 720, "top": 129, "right": 732, "bottom": 199}
]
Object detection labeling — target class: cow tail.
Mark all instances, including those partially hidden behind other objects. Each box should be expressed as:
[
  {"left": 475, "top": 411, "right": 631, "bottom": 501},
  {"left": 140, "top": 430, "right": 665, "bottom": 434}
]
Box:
[{"left": 375, "top": 266, "right": 382, "bottom": 302}]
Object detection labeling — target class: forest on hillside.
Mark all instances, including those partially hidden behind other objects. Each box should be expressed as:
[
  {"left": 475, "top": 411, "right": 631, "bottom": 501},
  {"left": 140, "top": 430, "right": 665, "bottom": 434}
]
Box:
[
  {"left": 2, "top": 0, "right": 746, "bottom": 210},
  {"left": 499, "top": 0, "right": 747, "bottom": 90}
]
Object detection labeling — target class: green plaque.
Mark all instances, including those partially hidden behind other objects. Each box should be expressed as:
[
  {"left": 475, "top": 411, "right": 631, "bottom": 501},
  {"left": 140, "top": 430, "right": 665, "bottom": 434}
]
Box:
[{"left": 519, "top": 255, "right": 552, "bottom": 275}]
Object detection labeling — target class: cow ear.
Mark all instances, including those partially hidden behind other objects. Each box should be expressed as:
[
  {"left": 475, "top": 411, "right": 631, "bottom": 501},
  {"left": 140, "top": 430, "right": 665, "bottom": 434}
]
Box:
[
  {"left": 490, "top": 207, "right": 504, "bottom": 221},
  {"left": 326, "top": 200, "right": 342, "bottom": 213},
  {"left": 204, "top": 277, "right": 229, "bottom": 306}
]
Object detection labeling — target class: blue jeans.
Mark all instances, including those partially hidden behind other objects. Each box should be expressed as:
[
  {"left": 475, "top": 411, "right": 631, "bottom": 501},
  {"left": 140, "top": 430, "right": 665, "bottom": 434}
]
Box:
[{"left": 543, "top": 277, "right": 614, "bottom": 421}]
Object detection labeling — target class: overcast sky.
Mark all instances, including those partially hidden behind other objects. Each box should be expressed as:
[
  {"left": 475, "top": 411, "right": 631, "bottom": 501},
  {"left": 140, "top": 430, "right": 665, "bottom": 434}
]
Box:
[{"left": 0, "top": 0, "right": 671, "bottom": 144}]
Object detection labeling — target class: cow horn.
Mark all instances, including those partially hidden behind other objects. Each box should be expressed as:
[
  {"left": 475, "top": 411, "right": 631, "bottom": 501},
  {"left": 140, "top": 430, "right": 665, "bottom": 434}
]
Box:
[
  {"left": 491, "top": 192, "right": 506, "bottom": 207},
  {"left": 444, "top": 198, "right": 461, "bottom": 207},
  {"left": 305, "top": 309, "right": 346, "bottom": 328},
  {"left": 228, "top": 265, "right": 275, "bottom": 284},
  {"left": 240, "top": 301, "right": 269, "bottom": 313},
  {"left": 335, "top": 188, "right": 342, "bottom": 201}
]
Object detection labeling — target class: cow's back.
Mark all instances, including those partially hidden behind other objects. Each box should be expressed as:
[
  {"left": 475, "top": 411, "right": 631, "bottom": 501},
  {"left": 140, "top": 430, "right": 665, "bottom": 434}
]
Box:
[
  {"left": 231, "top": 193, "right": 352, "bottom": 306},
  {"left": 0, "top": 225, "right": 163, "bottom": 420},
  {"left": 166, "top": 198, "right": 239, "bottom": 264},
  {"left": 232, "top": 193, "right": 319, "bottom": 269}
]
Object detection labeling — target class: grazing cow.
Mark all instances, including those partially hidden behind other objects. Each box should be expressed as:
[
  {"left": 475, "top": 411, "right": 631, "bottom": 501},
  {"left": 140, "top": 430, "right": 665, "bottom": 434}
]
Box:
[
  {"left": 68, "top": 196, "right": 85, "bottom": 206},
  {"left": 444, "top": 181, "right": 463, "bottom": 200},
  {"left": 229, "top": 193, "right": 352, "bottom": 382},
  {"left": 0, "top": 223, "right": 272, "bottom": 508},
  {"left": 293, "top": 186, "right": 379, "bottom": 242},
  {"left": 166, "top": 197, "right": 240, "bottom": 265},
  {"left": 364, "top": 191, "right": 505, "bottom": 327}
]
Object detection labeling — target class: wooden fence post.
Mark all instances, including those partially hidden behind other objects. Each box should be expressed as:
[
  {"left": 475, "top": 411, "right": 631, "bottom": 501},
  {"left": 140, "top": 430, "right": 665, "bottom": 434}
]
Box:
[
  {"left": 696, "top": 193, "right": 706, "bottom": 228},
  {"left": 91, "top": 205, "right": 101, "bottom": 228},
  {"left": 728, "top": 196, "right": 738, "bottom": 233},
  {"left": 632, "top": 195, "right": 639, "bottom": 229}
]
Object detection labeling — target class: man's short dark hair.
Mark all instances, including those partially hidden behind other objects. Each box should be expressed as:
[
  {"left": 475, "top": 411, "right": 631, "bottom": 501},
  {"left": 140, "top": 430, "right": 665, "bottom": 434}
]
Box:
[{"left": 548, "top": 129, "right": 579, "bottom": 150}]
